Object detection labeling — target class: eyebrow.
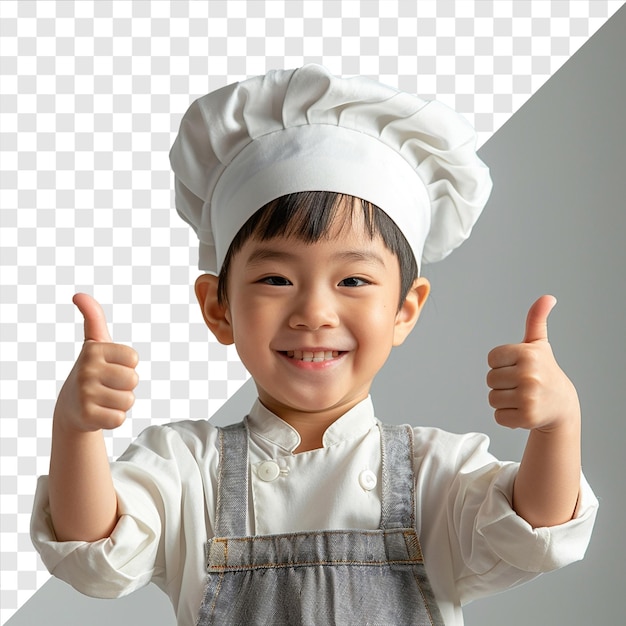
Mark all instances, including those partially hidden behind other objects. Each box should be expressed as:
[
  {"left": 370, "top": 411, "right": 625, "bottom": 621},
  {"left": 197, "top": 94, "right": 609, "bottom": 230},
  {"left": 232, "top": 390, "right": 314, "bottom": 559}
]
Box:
[{"left": 245, "top": 247, "right": 387, "bottom": 268}]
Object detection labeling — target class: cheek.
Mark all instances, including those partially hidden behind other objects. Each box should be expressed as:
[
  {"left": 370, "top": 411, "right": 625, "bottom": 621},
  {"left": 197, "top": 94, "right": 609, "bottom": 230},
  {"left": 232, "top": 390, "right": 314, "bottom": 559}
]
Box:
[
  {"left": 352, "top": 305, "right": 397, "bottom": 348},
  {"left": 229, "top": 304, "right": 274, "bottom": 346},
  {"left": 364, "top": 300, "right": 398, "bottom": 328}
]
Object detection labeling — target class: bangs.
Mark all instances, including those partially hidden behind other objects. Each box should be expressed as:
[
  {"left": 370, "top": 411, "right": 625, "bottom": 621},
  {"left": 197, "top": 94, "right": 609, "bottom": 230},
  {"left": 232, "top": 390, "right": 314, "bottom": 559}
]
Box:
[
  {"left": 237, "top": 192, "right": 375, "bottom": 244},
  {"left": 218, "top": 191, "right": 418, "bottom": 308}
]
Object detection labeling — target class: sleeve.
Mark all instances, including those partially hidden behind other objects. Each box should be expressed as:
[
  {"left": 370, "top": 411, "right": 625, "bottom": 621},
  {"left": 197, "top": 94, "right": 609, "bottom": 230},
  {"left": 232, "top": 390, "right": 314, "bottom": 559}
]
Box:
[
  {"left": 30, "top": 421, "right": 218, "bottom": 600},
  {"left": 413, "top": 427, "right": 599, "bottom": 606}
]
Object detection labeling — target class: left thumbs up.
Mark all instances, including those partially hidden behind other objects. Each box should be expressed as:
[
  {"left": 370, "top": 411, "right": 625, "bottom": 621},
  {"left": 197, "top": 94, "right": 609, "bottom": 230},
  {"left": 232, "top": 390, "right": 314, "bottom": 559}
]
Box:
[
  {"left": 523, "top": 295, "right": 557, "bottom": 344},
  {"left": 487, "top": 295, "right": 579, "bottom": 432}
]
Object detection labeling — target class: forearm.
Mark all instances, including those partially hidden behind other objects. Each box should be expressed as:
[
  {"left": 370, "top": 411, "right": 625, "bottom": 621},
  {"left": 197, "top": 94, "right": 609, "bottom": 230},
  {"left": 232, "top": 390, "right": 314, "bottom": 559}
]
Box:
[
  {"left": 513, "top": 417, "right": 581, "bottom": 528},
  {"left": 48, "top": 417, "right": 119, "bottom": 542}
]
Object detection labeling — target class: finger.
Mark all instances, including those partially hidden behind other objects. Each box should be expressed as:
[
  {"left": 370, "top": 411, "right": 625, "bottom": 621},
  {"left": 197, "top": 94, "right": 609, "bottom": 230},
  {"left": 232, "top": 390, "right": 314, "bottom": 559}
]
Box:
[
  {"left": 84, "top": 405, "right": 129, "bottom": 431},
  {"left": 493, "top": 408, "right": 522, "bottom": 429},
  {"left": 99, "top": 363, "right": 140, "bottom": 391},
  {"left": 486, "top": 365, "right": 518, "bottom": 390},
  {"left": 488, "top": 389, "right": 519, "bottom": 410},
  {"left": 100, "top": 343, "right": 139, "bottom": 369},
  {"left": 73, "top": 293, "right": 113, "bottom": 343},
  {"left": 79, "top": 389, "right": 134, "bottom": 430},
  {"left": 96, "top": 388, "right": 136, "bottom": 414},
  {"left": 487, "top": 344, "right": 520, "bottom": 369},
  {"left": 523, "top": 295, "right": 557, "bottom": 344}
]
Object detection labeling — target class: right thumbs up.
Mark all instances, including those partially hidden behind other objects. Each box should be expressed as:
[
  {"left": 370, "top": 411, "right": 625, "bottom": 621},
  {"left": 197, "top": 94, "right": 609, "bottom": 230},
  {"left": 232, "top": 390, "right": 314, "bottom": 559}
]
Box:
[
  {"left": 73, "top": 293, "right": 113, "bottom": 343},
  {"left": 54, "top": 294, "right": 139, "bottom": 432}
]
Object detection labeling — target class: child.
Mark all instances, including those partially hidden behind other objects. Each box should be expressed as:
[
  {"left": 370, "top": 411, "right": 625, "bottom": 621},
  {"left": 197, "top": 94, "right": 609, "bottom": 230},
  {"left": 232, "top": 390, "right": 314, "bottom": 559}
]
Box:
[{"left": 32, "top": 65, "right": 597, "bottom": 625}]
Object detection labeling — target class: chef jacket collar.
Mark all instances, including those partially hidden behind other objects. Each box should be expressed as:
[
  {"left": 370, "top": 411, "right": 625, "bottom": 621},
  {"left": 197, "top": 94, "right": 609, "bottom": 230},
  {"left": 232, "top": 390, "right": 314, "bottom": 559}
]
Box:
[{"left": 245, "top": 396, "right": 377, "bottom": 454}]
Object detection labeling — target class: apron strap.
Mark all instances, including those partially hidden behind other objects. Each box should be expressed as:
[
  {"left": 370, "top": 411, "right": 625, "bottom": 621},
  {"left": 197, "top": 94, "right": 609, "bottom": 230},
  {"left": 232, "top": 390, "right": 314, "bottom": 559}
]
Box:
[
  {"left": 379, "top": 423, "right": 416, "bottom": 530},
  {"left": 214, "top": 422, "right": 248, "bottom": 537}
]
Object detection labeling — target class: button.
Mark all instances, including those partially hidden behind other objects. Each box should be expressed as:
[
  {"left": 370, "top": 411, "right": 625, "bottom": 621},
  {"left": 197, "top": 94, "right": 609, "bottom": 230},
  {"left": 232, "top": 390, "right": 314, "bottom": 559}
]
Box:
[
  {"left": 359, "top": 470, "right": 377, "bottom": 491},
  {"left": 257, "top": 460, "right": 281, "bottom": 482}
]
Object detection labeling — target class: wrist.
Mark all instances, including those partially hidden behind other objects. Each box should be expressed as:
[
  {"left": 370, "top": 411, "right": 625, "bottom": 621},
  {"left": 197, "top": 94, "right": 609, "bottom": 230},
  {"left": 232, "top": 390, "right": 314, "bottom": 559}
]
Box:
[
  {"left": 535, "top": 381, "right": 581, "bottom": 434},
  {"left": 530, "top": 410, "right": 582, "bottom": 449},
  {"left": 52, "top": 408, "right": 104, "bottom": 438}
]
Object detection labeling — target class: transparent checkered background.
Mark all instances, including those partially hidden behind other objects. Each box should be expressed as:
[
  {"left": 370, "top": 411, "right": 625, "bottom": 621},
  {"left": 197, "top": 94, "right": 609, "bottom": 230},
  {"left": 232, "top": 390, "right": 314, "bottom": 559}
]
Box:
[{"left": 1, "top": 0, "right": 623, "bottom": 622}]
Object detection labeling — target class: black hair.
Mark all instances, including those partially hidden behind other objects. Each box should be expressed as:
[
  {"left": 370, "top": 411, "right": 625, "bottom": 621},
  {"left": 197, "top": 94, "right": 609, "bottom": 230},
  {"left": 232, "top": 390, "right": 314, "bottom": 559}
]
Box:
[{"left": 217, "top": 191, "right": 418, "bottom": 309}]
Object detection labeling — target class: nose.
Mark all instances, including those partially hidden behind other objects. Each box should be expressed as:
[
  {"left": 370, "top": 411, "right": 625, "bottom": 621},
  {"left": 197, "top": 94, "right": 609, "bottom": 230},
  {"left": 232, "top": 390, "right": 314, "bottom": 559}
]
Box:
[{"left": 288, "top": 287, "right": 340, "bottom": 331}]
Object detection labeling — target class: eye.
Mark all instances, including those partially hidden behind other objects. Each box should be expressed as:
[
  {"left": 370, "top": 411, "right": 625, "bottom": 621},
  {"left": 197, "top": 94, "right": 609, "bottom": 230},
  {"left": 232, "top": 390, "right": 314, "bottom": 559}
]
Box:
[
  {"left": 338, "top": 277, "right": 370, "bottom": 287},
  {"left": 260, "top": 276, "right": 292, "bottom": 286}
]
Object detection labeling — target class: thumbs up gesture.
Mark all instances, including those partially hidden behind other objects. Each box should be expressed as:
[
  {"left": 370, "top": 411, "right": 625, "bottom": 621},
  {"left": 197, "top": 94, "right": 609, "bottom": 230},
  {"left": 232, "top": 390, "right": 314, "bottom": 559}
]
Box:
[
  {"left": 487, "top": 295, "right": 580, "bottom": 432},
  {"left": 54, "top": 293, "right": 139, "bottom": 432}
]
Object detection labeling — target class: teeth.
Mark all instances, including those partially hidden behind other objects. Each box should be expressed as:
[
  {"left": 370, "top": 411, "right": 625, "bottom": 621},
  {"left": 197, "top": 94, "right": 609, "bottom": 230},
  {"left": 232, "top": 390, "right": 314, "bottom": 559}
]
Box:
[{"left": 285, "top": 350, "right": 340, "bottom": 362}]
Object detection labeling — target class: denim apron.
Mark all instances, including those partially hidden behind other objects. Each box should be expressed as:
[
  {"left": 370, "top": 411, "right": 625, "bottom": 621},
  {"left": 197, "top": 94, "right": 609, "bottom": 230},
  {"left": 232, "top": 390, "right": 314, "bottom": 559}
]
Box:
[{"left": 196, "top": 421, "right": 445, "bottom": 625}]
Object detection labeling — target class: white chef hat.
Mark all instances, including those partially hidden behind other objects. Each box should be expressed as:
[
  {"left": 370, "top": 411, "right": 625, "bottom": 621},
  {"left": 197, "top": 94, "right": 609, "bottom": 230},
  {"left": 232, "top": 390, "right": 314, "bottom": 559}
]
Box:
[{"left": 170, "top": 64, "right": 492, "bottom": 275}]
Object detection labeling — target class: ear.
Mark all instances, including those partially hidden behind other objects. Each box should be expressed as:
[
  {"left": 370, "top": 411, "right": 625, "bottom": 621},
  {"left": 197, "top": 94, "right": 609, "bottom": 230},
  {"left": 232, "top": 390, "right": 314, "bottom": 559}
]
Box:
[
  {"left": 194, "top": 274, "right": 234, "bottom": 345},
  {"left": 392, "top": 277, "right": 430, "bottom": 347}
]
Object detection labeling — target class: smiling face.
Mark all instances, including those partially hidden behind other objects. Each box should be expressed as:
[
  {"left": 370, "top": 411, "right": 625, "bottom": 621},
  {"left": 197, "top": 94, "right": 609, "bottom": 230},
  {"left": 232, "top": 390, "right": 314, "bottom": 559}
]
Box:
[{"left": 196, "top": 204, "right": 429, "bottom": 432}]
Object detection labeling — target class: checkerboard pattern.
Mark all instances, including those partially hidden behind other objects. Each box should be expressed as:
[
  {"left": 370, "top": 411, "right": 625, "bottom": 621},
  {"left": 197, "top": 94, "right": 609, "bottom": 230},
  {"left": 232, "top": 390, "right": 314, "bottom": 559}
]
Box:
[{"left": 1, "top": 0, "right": 622, "bottom": 622}]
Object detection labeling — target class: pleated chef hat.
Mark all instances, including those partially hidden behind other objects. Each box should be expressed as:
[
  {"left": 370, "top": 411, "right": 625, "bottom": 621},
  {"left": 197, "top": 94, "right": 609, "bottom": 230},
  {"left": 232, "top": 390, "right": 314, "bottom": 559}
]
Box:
[{"left": 170, "top": 64, "right": 492, "bottom": 275}]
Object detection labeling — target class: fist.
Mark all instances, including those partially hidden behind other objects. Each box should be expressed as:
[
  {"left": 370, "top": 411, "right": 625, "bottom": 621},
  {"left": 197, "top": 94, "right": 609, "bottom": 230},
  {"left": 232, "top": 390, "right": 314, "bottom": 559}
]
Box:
[
  {"left": 54, "top": 293, "right": 139, "bottom": 432},
  {"left": 486, "top": 295, "right": 580, "bottom": 432}
]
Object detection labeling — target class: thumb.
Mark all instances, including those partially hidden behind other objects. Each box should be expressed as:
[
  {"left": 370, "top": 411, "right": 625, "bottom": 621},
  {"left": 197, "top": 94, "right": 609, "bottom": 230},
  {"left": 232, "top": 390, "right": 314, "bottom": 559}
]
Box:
[
  {"left": 523, "top": 294, "right": 557, "bottom": 343},
  {"left": 73, "top": 293, "right": 113, "bottom": 342}
]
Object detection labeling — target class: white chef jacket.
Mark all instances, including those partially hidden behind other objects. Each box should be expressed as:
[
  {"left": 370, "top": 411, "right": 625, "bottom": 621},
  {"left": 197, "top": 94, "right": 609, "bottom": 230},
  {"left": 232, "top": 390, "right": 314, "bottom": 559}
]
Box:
[{"left": 31, "top": 397, "right": 598, "bottom": 626}]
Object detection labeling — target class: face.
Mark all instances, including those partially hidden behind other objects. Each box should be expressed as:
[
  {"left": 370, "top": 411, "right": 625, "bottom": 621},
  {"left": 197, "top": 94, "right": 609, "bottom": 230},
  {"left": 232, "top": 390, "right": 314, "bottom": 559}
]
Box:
[{"left": 197, "top": 211, "right": 429, "bottom": 426}]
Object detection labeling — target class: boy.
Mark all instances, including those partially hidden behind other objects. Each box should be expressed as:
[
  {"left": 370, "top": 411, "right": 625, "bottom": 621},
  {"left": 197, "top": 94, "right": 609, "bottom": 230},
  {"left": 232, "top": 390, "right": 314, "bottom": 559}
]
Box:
[{"left": 32, "top": 66, "right": 597, "bottom": 625}]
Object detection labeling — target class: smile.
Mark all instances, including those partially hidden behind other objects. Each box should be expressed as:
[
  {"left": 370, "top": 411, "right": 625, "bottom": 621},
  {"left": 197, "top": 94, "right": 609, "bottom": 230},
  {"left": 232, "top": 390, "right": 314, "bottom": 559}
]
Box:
[{"left": 284, "top": 350, "right": 341, "bottom": 362}]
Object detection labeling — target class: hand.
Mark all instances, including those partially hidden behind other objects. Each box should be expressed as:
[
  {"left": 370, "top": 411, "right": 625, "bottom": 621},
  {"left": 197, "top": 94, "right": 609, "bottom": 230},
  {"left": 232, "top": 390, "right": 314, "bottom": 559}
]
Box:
[
  {"left": 486, "top": 295, "right": 580, "bottom": 432},
  {"left": 54, "top": 293, "right": 139, "bottom": 432}
]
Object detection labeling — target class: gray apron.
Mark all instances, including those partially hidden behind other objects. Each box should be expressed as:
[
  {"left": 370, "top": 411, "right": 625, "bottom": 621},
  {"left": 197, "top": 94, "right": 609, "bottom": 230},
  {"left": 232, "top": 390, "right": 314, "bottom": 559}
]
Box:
[{"left": 197, "top": 421, "right": 445, "bottom": 625}]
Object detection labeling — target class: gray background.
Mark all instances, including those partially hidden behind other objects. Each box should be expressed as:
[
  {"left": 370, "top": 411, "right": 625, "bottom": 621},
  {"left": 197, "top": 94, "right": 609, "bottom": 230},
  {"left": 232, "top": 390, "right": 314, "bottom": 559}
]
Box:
[{"left": 6, "top": 4, "right": 626, "bottom": 626}]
